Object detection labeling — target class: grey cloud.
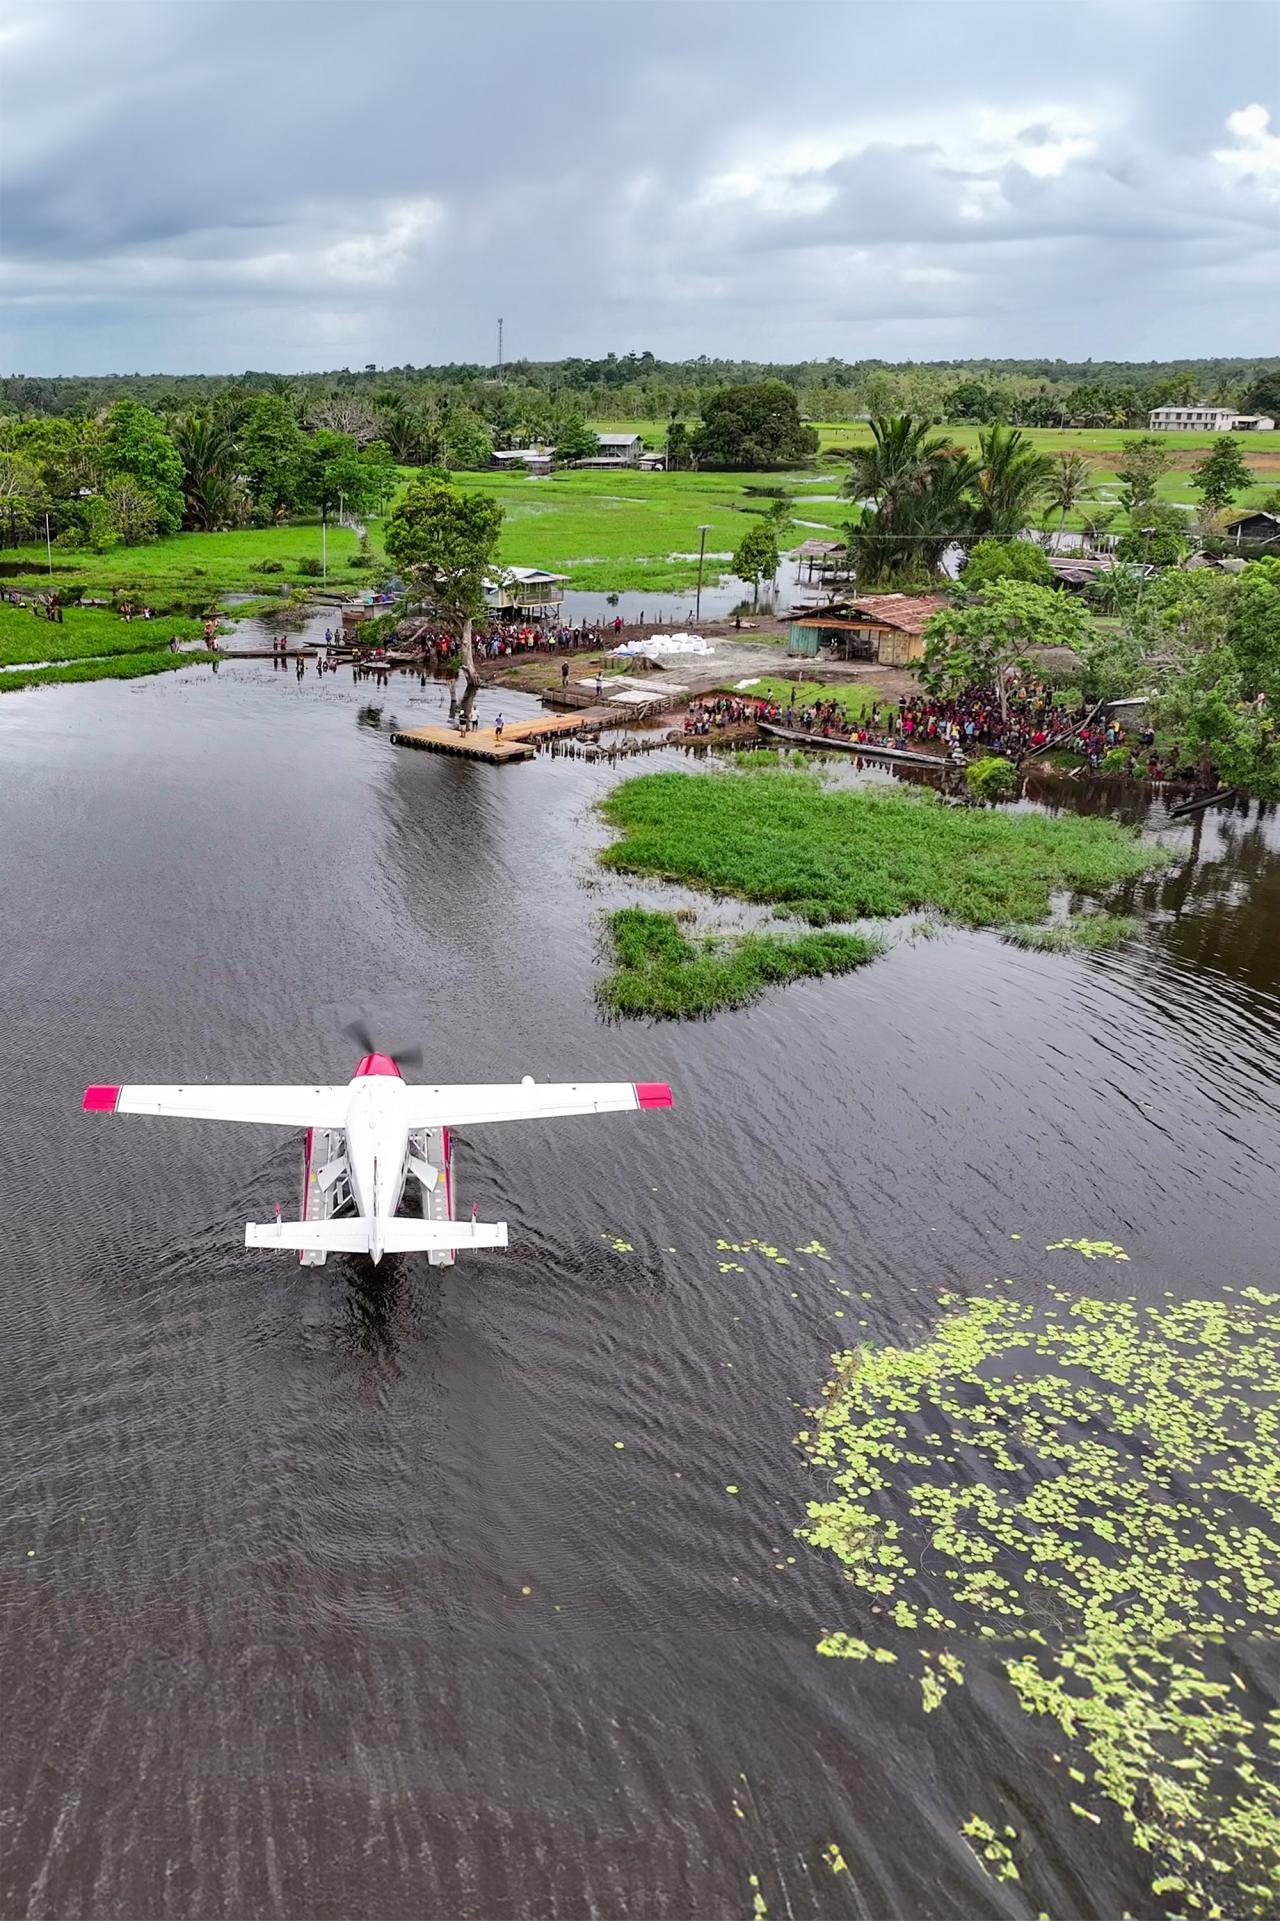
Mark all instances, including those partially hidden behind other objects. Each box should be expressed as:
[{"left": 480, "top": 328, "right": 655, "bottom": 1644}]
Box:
[{"left": 0, "top": 0, "right": 1276, "bottom": 372}]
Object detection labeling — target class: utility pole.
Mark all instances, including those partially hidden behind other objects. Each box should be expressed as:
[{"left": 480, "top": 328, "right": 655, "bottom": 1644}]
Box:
[
  {"left": 497, "top": 317, "right": 504, "bottom": 382},
  {"left": 694, "top": 524, "right": 711, "bottom": 621},
  {"left": 45, "top": 512, "right": 53, "bottom": 578},
  {"left": 321, "top": 514, "right": 327, "bottom": 583}
]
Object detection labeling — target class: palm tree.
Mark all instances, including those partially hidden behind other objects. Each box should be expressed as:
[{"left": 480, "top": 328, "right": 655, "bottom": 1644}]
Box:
[
  {"left": 842, "top": 415, "right": 976, "bottom": 584},
  {"left": 1043, "top": 451, "right": 1094, "bottom": 552},
  {"left": 172, "top": 412, "right": 241, "bottom": 530},
  {"left": 970, "top": 425, "right": 1054, "bottom": 541}
]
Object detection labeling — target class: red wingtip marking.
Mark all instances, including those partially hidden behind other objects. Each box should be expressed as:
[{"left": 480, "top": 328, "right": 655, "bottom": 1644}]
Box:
[
  {"left": 635, "top": 1082, "right": 673, "bottom": 1109},
  {"left": 83, "top": 1085, "right": 121, "bottom": 1112}
]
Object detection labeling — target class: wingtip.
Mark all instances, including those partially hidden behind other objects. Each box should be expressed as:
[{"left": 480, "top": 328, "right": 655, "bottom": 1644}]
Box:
[
  {"left": 83, "top": 1084, "right": 121, "bottom": 1113},
  {"left": 635, "top": 1082, "right": 673, "bottom": 1110}
]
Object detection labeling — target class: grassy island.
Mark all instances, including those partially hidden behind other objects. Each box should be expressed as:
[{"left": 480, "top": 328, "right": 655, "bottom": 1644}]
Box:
[
  {"left": 598, "top": 907, "right": 881, "bottom": 1019},
  {"left": 600, "top": 765, "right": 1168, "bottom": 928},
  {"left": 596, "top": 764, "right": 1169, "bottom": 1014}
]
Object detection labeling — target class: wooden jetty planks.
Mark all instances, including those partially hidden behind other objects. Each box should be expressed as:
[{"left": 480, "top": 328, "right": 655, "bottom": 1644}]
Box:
[{"left": 391, "top": 706, "right": 622, "bottom": 764}]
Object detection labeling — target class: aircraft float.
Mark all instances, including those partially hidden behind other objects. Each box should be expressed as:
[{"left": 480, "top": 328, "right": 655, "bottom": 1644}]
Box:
[{"left": 83, "top": 1029, "right": 672, "bottom": 1267}]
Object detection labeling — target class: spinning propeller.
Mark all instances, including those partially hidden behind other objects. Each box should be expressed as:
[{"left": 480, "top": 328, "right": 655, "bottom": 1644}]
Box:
[{"left": 340, "top": 1018, "right": 423, "bottom": 1073}]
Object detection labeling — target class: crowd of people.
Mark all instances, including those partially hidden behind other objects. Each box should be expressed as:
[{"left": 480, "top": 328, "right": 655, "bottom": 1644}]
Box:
[
  {"left": 683, "top": 694, "right": 774, "bottom": 734},
  {"left": 679, "top": 675, "right": 1216, "bottom": 786}
]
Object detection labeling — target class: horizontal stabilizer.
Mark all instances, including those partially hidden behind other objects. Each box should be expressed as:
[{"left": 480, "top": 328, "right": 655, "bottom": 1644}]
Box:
[{"left": 245, "top": 1217, "right": 508, "bottom": 1254}]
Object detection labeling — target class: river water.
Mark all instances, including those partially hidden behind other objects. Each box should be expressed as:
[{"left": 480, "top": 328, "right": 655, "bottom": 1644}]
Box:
[{"left": 2, "top": 661, "right": 1278, "bottom": 1920}]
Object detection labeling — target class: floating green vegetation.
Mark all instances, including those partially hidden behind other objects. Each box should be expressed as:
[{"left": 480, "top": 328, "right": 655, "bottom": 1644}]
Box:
[
  {"left": 1046, "top": 1236, "right": 1130, "bottom": 1261},
  {"left": 0, "top": 649, "right": 211, "bottom": 694},
  {"left": 797, "top": 1292, "right": 1280, "bottom": 1917},
  {"left": 732, "top": 747, "right": 814, "bottom": 772},
  {"left": 961, "top": 1815, "right": 1021, "bottom": 1885},
  {"left": 599, "top": 767, "right": 1170, "bottom": 928},
  {"left": 966, "top": 755, "right": 1020, "bottom": 802},
  {"left": 1001, "top": 914, "right": 1140, "bottom": 952},
  {"left": 596, "top": 906, "right": 880, "bottom": 1019}
]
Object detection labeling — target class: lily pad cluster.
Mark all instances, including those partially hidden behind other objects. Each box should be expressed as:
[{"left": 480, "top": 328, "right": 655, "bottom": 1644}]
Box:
[{"left": 797, "top": 1291, "right": 1280, "bottom": 1917}]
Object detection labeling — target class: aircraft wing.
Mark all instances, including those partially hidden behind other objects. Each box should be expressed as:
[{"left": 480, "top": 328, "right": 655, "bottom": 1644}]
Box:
[
  {"left": 83, "top": 1084, "right": 349, "bottom": 1128},
  {"left": 403, "top": 1080, "right": 672, "bottom": 1129}
]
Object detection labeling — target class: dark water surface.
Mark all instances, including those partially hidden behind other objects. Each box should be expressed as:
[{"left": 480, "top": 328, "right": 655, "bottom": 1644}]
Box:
[{"left": 2, "top": 663, "right": 1278, "bottom": 1920}]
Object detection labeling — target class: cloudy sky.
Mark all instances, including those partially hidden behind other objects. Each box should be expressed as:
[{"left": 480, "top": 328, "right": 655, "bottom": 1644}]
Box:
[{"left": 2, "top": 0, "right": 1278, "bottom": 375}]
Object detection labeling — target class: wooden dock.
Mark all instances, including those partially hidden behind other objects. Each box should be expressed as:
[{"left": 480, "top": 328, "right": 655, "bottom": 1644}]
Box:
[
  {"left": 758, "top": 722, "right": 952, "bottom": 769},
  {"left": 391, "top": 707, "right": 621, "bottom": 764}
]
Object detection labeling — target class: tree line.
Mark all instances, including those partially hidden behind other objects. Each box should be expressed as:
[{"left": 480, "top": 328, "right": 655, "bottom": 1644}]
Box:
[
  {"left": 4, "top": 354, "right": 1278, "bottom": 434},
  {"left": 0, "top": 388, "right": 500, "bottom": 549}
]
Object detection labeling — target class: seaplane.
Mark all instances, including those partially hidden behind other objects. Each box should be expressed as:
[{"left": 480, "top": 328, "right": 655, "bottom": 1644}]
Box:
[{"left": 82, "top": 1032, "right": 672, "bottom": 1268}]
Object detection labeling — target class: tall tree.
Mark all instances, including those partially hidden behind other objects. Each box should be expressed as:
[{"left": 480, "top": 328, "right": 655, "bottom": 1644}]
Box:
[
  {"left": 921, "top": 580, "right": 1091, "bottom": 726},
  {"left": 384, "top": 478, "right": 504, "bottom": 719},
  {"left": 1192, "top": 438, "right": 1254, "bottom": 513},
  {"left": 665, "top": 420, "right": 692, "bottom": 471},
  {"left": 1115, "top": 436, "right": 1174, "bottom": 516},
  {"left": 970, "top": 425, "right": 1053, "bottom": 540},
  {"left": 0, "top": 451, "right": 50, "bottom": 545},
  {"left": 842, "top": 415, "right": 976, "bottom": 584},
  {"left": 172, "top": 411, "right": 241, "bottom": 530},
  {"left": 691, "top": 380, "right": 818, "bottom": 470},
  {"left": 552, "top": 413, "right": 599, "bottom": 462},
  {"left": 239, "top": 395, "right": 305, "bottom": 517},
  {"left": 99, "top": 398, "right": 184, "bottom": 533},
  {"left": 299, "top": 430, "right": 375, "bottom": 518},
  {"left": 442, "top": 409, "right": 492, "bottom": 471},
  {"left": 731, "top": 522, "right": 780, "bottom": 609}
]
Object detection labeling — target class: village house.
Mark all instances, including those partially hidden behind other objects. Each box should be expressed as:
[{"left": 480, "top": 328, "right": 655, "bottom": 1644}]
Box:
[
  {"left": 484, "top": 566, "right": 569, "bottom": 616},
  {"left": 491, "top": 448, "right": 555, "bottom": 475},
  {"left": 786, "top": 593, "right": 948, "bottom": 666},
  {"left": 574, "top": 432, "right": 645, "bottom": 468},
  {"left": 1223, "top": 509, "right": 1280, "bottom": 550},
  {"left": 1147, "top": 406, "right": 1275, "bottom": 431}
]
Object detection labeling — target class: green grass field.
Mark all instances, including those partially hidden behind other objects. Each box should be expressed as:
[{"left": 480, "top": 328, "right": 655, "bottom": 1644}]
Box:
[
  {"left": 445, "top": 467, "right": 833, "bottom": 592},
  {"left": 590, "top": 417, "right": 1278, "bottom": 523},
  {"left": 600, "top": 764, "right": 1169, "bottom": 928},
  {"left": 1, "top": 418, "right": 1272, "bottom": 631},
  {"left": 0, "top": 520, "right": 363, "bottom": 607},
  {"left": 0, "top": 600, "right": 204, "bottom": 668}
]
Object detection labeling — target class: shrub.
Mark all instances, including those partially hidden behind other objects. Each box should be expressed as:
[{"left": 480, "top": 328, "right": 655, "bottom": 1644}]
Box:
[
  {"left": 966, "top": 755, "right": 1020, "bottom": 801},
  {"left": 294, "top": 557, "right": 324, "bottom": 578}
]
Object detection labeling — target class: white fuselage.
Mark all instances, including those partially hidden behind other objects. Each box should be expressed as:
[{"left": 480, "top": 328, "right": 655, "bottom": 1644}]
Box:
[{"left": 343, "top": 1074, "right": 410, "bottom": 1263}]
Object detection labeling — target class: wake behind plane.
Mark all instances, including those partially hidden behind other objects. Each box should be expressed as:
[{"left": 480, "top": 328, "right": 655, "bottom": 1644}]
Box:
[{"left": 83, "top": 1051, "right": 672, "bottom": 1266}]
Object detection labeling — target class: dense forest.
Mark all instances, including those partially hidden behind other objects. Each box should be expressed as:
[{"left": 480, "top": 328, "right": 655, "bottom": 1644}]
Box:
[{"left": 4, "top": 354, "right": 1280, "bottom": 430}]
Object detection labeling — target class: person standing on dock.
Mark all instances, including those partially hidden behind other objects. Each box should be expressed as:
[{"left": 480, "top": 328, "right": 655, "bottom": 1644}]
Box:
[
  {"left": 495, "top": 713, "right": 504, "bottom": 739},
  {"left": 561, "top": 661, "right": 570, "bottom": 690}
]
